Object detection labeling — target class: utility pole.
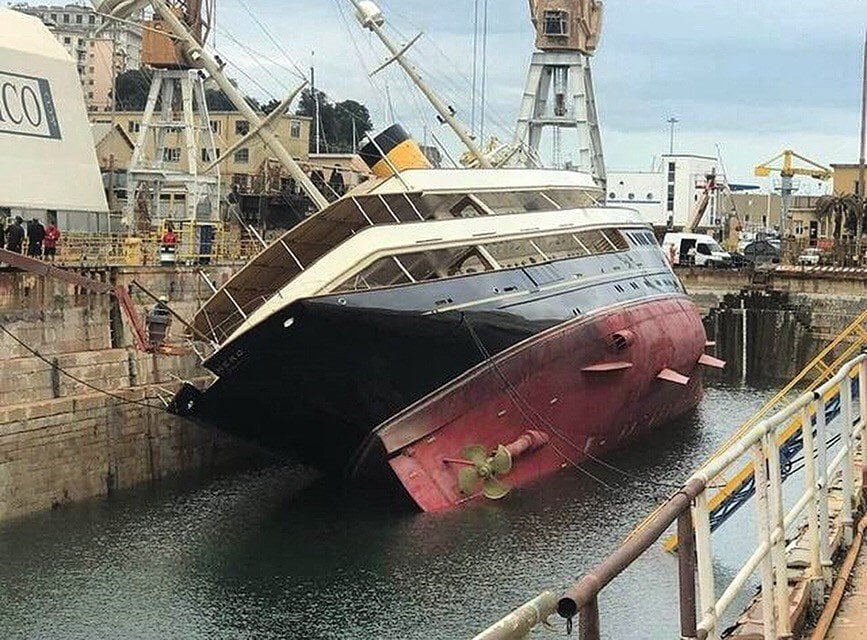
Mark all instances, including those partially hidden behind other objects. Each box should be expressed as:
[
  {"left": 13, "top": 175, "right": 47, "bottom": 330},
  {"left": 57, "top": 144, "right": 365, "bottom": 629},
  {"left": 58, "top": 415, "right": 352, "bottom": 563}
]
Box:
[
  {"left": 667, "top": 117, "right": 679, "bottom": 155},
  {"left": 858, "top": 29, "right": 866, "bottom": 260},
  {"left": 310, "top": 56, "right": 320, "bottom": 155}
]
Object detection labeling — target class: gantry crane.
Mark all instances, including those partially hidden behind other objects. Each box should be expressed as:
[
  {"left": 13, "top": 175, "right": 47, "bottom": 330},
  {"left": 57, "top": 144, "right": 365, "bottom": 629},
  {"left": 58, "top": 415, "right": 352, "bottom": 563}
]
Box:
[{"left": 754, "top": 150, "right": 832, "bottom": 237}]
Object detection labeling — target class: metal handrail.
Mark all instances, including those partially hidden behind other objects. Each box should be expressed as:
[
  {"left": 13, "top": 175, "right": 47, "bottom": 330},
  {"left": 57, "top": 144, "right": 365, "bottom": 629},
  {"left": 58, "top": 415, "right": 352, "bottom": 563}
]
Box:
[{"left": 474, "top": 353, "right": 867, "bottom": 640}]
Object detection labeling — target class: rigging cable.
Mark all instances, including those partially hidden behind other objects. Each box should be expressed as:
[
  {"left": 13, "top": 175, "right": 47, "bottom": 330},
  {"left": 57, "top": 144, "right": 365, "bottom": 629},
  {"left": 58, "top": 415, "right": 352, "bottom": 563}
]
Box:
[
  {"left": 0, "top": 324, "right": 166, "bottom": 410},
  {"left": 479, "top": 0, "right": 488, "bottom": 146},
  {"left": 462, "top": 314, "right": 724, "bottom": 492},
  {"left": 471, "top": 0, "right": 479, "bottom": 135}
]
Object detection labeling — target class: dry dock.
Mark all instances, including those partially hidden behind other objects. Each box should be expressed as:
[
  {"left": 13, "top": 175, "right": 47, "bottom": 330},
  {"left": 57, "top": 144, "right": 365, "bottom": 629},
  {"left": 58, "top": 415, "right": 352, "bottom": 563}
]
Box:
[{"left": 0, "top": 263, "right": 269, "bottom": 523}]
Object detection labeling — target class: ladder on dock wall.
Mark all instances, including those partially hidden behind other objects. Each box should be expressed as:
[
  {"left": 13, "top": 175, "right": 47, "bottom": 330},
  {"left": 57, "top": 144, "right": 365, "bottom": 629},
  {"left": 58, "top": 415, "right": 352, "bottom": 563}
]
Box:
[
  {"left": 661, "top": 308, "right": 867, "bottom": 551},
  {"left": 0, "top": 248, "right": 150, "bottom": 352}
]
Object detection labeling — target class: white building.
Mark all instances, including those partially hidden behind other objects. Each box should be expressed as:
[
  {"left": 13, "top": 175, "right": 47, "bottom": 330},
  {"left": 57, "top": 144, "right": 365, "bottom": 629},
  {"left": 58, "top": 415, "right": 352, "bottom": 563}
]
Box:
[
  {"left": 11, "top": 3, "right": 142, "bottom": 112},
  {"left": 607, "top": 154, "right": 722, "bottom": 230}
]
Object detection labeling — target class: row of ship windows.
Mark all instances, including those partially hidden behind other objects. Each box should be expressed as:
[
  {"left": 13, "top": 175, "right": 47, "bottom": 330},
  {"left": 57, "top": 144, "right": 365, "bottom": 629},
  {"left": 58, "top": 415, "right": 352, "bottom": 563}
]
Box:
[
  {"left": 609, "top": 192, "right": 655, "bottom": 201},
  {"left": 625, "top": 230, "right": 657, "bottom": 246},
  {"left": 333, "top": 228, "right": 631, "bottom": 293}
]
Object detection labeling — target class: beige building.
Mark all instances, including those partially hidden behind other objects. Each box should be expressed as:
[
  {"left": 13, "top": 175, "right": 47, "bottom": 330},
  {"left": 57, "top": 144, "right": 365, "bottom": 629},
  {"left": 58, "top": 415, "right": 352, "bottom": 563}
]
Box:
[
  {"left": 12, "top": 3, "right": 143, "bottom": 113},
  {"left": 728, "top": 193, "right": 824, "bottom": 242},
  {"left": 729, "top": 193, "right": 783, "bottom": 231},
  {"left": 92, "top": 110, "right": 313, "bottom": 193},
  {"left": 830, "top": 164, "right": 865, "bottom": 196}
]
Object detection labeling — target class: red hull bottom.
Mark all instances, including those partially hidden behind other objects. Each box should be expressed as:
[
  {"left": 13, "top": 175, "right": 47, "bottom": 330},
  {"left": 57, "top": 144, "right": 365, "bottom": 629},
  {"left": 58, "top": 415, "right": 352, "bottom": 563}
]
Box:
[{"left": 373, "top": 296, "right": 708, "bottom": 512}]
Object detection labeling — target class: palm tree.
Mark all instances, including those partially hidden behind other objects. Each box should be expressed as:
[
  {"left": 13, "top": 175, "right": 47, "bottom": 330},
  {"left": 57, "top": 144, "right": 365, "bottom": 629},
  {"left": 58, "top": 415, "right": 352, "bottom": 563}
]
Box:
[{"left": 815, "top": 194, "right": 864, "bottom": 240}]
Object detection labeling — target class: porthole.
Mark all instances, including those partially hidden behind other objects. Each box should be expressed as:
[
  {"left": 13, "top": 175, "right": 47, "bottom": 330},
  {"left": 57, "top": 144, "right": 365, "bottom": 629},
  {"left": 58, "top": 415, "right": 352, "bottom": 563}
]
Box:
[
  {"left": 608, "top": 192, "right": 616, "bottom": 199},
  {"left": 283, "top": 317, "right": 295, "bottom": 328},
  {"left": 646, "top": 193, "right": 654, "bottom": 200},
  {"left": 628, "top": 193, "right": 635, "bottom": 200}
]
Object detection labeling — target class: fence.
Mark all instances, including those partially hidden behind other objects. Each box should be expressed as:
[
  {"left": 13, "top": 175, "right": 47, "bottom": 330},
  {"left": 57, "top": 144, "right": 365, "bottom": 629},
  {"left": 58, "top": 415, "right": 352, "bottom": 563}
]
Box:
[
  {"left": 474, "top": 354, "right": 867, "bottom": 640},
  {"left": 28, "top": 226, "right": 263, "bottom": 268}
]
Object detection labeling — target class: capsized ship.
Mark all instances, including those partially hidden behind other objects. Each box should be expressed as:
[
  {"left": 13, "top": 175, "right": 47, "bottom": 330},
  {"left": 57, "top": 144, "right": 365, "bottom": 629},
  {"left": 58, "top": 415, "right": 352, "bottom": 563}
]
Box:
[{"left": 172, "top": 126, "right": 720, "bottom": 511}]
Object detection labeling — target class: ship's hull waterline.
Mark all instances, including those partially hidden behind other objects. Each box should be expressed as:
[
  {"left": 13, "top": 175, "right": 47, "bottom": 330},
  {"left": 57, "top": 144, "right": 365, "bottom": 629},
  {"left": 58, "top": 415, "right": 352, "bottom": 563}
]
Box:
[{"left": 172, "top": 265, "right": 709, "bottom": 510}]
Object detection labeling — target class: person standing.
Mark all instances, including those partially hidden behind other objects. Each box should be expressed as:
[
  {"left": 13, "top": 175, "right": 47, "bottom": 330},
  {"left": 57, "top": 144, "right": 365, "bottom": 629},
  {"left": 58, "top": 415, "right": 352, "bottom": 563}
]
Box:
[
  {"left": 160, "top": 223, "right": 177, "bottom": 266},
  {"left": 26, "top": 218, "right": 45, "bottom": 257},
  {"left": 43, "top": 220, "right": 60, "bottom": 261},
  {"left": 6, "top": 216, "right": 24, "bottom": 254}
]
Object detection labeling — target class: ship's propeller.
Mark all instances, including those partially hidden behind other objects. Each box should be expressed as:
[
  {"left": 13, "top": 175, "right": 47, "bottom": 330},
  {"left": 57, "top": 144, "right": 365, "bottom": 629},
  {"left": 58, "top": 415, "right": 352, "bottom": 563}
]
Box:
[{"left": 457, "top": 444, "right": 513, "bottom": 500}]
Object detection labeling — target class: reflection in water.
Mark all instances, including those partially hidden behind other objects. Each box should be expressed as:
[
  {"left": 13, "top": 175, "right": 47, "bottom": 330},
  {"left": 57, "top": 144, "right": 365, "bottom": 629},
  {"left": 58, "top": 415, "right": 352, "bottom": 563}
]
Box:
[{"left": 0, "top": 381, "right": 774, "bottom": 639}]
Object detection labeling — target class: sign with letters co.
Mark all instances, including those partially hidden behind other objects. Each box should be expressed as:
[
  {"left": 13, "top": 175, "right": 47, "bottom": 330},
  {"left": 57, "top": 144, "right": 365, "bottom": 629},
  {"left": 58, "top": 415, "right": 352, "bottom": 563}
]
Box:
[{"left": 0, "top": 70, "right": 61, "bottom": 140}]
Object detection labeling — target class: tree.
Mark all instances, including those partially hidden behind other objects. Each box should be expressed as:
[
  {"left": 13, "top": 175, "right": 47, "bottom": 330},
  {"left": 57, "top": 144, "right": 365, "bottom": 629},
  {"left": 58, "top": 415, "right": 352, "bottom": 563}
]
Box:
[
  {"left": 261, "top": 98, "right": 282, "bottom": 114},
  {"left": 333, "top": 99, "right": 373, "bottom": 152},
  {"left": 295, "top": 89, "right": 373, "bottom": 153},
  {"left": 815, "top": 194, "right": 864, "bottom": 240},
  {"left": 113, "top": 69, "right": 153, "bottom": 110}
]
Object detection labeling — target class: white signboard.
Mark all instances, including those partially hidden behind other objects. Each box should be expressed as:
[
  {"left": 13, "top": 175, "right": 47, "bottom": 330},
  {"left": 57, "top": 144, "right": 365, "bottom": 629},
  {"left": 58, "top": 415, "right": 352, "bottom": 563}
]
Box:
[{"left": 0, "top": 70, "right": 61, "bottom": 140}]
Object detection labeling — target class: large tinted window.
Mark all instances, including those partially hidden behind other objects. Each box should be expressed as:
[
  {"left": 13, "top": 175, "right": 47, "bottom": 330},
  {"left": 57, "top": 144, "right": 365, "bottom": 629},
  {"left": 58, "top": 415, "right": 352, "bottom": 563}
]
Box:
[
  {"left": 474, "top": 191, "right": 552, "bottom": 214},
  {"left": 484, "top": 238, "right": 547, "bottom": 268},
  {"left": 534, "top": 233, "right": 589, "bottom": 259},
  {"left": 334, "top": 257, "right": 411, "bottom": 292}
]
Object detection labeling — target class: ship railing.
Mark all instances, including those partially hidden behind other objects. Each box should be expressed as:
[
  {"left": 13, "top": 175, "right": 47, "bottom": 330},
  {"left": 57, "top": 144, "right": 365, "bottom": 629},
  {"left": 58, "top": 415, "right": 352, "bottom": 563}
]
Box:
[{"left": 472, "top": 353, "right": 867, "bottom": 640}]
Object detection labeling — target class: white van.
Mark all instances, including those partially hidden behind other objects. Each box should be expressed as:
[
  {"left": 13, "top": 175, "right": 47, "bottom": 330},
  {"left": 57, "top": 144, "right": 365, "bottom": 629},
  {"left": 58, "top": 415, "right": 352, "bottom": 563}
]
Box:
[{"left": 662, "top": 233, "right": 731, "bottom": 267}]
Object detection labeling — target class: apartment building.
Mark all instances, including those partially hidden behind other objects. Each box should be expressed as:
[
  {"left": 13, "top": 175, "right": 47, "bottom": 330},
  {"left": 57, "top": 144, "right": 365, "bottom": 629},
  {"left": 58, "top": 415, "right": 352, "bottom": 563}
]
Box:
[
  {"left": 92, "top": 110, "right": 313, "bottom": 192},
  {"left": 12, "top": 3, "right": 142, "bottom": 112}
]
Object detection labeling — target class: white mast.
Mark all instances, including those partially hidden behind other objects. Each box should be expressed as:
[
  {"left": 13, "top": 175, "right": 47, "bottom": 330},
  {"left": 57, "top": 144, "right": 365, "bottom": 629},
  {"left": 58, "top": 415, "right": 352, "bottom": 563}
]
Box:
[{"left": 348, "top": 0, "right": 492, "bottom": 169}]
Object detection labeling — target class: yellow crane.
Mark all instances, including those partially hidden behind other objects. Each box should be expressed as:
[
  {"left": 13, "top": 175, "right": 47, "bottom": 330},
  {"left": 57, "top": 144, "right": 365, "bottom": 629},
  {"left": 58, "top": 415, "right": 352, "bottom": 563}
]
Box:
[{"left": 754, "top": 150, "right": 832, "bottom": 236}]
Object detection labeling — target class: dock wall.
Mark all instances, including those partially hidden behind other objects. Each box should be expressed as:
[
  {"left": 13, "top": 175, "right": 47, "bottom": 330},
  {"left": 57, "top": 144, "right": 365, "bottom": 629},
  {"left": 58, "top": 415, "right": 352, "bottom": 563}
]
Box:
[
  {"left": 0, "top": 265, "right": 268, "bottom": 524},
  {"left": 679, "top": 268, "right": 867, "bottom": 382}
]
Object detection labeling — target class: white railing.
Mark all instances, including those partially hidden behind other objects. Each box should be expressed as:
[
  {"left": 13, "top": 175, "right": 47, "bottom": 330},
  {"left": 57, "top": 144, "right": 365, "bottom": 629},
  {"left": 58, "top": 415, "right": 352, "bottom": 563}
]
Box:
[
  {"left": 689, "top": 353, "right": 866, "bottom": 639},
  {"left": 476, "top": 353, "right": 867, "bottom": 640}
]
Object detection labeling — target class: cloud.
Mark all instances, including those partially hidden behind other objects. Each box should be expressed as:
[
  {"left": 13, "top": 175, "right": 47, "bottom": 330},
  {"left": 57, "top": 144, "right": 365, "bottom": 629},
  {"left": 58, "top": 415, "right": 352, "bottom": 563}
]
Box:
[{"left": 214, "top": 0, "right": 866, "bottom": 182}]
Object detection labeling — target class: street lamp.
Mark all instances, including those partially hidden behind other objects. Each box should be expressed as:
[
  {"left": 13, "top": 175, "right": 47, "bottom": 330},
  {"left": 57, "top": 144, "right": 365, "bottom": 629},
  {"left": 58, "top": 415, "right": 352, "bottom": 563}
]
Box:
[{"left": 667, "top": 116, "right": 679, "bottom": 155}]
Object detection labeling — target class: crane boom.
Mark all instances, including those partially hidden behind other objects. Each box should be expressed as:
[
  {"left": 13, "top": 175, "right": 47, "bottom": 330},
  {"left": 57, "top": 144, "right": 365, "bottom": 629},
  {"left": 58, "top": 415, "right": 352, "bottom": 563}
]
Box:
[
  {"left": 754, "top": 149, "right": 832, "bottom": 180},
  {"left": 685, "top": 169, "right": 718, "bottom": 232}
]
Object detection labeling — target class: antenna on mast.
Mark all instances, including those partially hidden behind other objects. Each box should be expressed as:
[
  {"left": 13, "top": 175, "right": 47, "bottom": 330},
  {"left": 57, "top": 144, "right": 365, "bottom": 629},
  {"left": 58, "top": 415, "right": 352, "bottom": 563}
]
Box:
[{"left": 347, "top": 0, "right": 493, "bottom": 169}]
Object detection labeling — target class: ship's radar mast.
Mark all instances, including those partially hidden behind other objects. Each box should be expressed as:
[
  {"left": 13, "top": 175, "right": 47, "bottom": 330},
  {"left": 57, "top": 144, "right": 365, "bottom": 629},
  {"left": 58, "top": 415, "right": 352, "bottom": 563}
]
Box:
[
  {"left": 515, "top": 0, "right": 606, "bottom": 183},
  {"left": 348, "top": 0, "right": 492, "bottom": 169},
  {"left": 92, "top": 0, "right": 328, "bottom": 230}
]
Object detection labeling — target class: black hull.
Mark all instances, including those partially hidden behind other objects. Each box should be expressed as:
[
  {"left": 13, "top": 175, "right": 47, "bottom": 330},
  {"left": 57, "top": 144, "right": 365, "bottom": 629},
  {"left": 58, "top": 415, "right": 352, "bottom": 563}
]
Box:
[{"left": 173, "top": 252, "right": 686, "bottom": 474}]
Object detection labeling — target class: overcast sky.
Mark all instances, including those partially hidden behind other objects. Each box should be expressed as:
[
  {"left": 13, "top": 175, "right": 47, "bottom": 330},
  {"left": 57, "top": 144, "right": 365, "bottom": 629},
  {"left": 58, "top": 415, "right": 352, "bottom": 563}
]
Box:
[{"left": 215, "top": 0, "right": 866, "bottom": 187}]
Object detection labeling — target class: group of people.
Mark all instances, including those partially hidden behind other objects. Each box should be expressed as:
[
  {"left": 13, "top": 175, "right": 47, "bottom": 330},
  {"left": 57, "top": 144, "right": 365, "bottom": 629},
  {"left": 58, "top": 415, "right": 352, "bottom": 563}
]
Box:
[{"left": 0, "top": 216, "right": 61, "bottom": 261}]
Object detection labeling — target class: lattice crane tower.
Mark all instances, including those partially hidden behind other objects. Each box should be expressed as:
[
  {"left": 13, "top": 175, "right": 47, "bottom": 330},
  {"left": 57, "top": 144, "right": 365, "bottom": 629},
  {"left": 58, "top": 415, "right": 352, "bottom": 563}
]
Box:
[
  {"left": 120, "top": 0, "right": 221, "bottom": 228},
  {"left": 514, "top": 0, "right": 605, "bottom": 184}
]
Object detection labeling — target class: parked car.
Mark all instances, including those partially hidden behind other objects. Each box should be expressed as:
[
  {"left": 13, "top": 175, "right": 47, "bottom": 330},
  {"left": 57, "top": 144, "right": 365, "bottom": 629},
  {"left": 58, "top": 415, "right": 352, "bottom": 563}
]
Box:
[
  {"left": 743, "top": 240, "right": 780, "bottom": 266},
  {"left": 798, "top": 247, "right": 821, "bottom": 266},
  {"left": 662, "top": 233, "right": 732, "bottom": 267},
  {"left": 727, "top": 252, "right": 751, "bottom": 269}
]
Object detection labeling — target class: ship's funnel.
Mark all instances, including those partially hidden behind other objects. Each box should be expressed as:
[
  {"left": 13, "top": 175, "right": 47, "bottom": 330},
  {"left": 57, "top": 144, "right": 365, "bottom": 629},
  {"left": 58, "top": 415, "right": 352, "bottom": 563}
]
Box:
[{"left": 359, "top": 124, "right": 431, "bottom": 178}]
